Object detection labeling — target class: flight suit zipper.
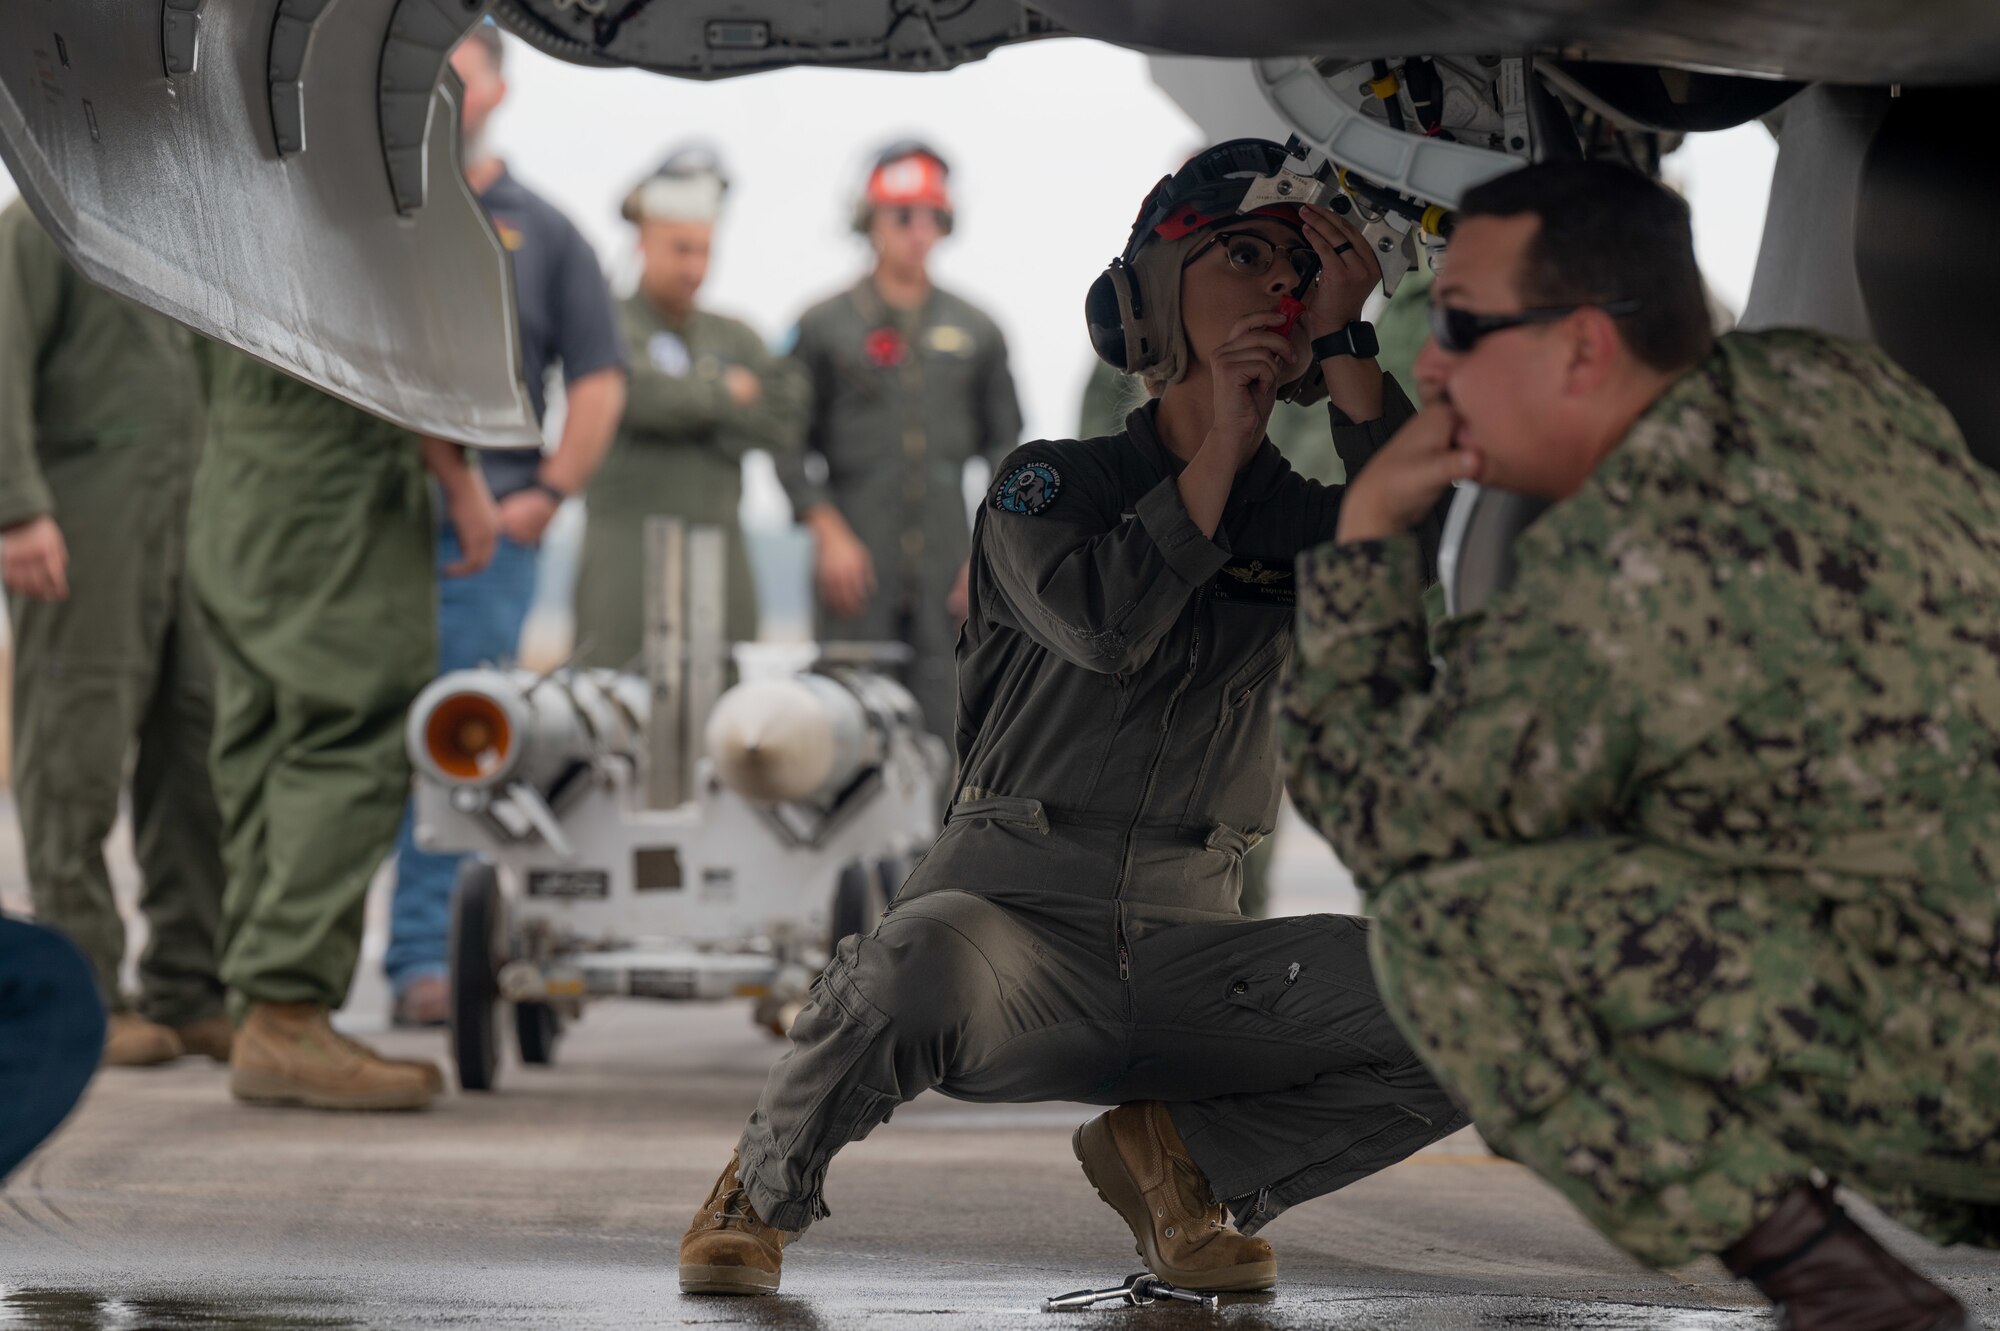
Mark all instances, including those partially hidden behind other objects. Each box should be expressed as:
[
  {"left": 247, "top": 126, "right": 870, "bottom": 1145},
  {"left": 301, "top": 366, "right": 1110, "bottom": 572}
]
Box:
[{"left": 1110, "top": 587, "right": 1208, "bottom": 980}]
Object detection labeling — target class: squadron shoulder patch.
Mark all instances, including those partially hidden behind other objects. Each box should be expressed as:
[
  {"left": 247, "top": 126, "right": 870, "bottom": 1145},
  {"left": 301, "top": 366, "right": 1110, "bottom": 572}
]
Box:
[{"left": 991, "top": 461, "right": 1063, "bottom": 516}]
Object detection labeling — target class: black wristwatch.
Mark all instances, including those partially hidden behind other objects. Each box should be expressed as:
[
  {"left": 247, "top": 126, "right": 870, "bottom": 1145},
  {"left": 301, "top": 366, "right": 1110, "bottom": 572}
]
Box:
[
  {"left": 527, "top": 479, "right": 569, "bottom": 506},
  {"left": 1311, "top": 320, "right": 1379, "bottom": 361}
]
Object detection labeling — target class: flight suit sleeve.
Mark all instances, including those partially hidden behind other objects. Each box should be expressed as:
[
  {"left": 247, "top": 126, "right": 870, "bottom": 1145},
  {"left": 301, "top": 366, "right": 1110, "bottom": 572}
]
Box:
[
  {"left": 981, "top": 446, "right": 1228, "bottom": 674},
  {"left": 1278, "top": 532, "right": 1636, "bottom": 895},
  {"left": 621, "top": 346, "right": 731, "bottom": 441},
  {"left": 710, "top": 323, "right": 808, "bottom": 463},
  {"left": 976, "top": 321, "right": 1024, "bottom": 472},
  {"left": 1319, "top": 373, "right": 1449, "bottom": 571},
  {"left": 774, "top": 318, "right": 835, "bottom": 517},
  {"left": 0, "top": 212, "right": 62, "bottom": 529}
]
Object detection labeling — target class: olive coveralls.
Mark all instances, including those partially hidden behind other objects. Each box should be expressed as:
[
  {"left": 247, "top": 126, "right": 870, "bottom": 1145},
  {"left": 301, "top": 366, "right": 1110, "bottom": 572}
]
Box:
[
  {"left": 188, "top": 353, "right": 435, "bottom": 1011},
  {"left": 738, "top": 396, "right": 1465, "bottom": 1237},
  {"left": 0, "top": 200, "right": 225, "bottom": 1024},
  {"left": 777, "top": 280, "right": 1021, "bottom": 734},
  {"left": 576, "top": 298, "right": 806, "bottom": 661}
]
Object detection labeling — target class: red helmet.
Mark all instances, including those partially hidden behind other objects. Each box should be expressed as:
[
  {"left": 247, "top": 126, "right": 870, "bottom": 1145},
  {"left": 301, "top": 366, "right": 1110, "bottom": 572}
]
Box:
[{"left": 855, "top": 141, "right": 953, "bottom": 231}]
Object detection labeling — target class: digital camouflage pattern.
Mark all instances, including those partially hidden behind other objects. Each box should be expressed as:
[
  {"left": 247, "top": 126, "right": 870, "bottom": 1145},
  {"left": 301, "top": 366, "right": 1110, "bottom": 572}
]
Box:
[{"left": 1280, "top": 328, "right": 2000, "bottom": 1266}]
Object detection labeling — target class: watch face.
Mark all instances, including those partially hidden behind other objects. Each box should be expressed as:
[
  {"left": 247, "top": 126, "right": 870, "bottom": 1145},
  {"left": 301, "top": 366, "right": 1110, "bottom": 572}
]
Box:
[{"left": 1352, "top": 322, "right": 1380, "bottom": 358}]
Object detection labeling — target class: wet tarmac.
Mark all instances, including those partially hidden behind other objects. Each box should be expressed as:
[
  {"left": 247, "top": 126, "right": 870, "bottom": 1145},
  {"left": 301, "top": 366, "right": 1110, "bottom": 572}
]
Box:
[{"left": 3, "top": 807, "right": 1995, "bottom": 1328}]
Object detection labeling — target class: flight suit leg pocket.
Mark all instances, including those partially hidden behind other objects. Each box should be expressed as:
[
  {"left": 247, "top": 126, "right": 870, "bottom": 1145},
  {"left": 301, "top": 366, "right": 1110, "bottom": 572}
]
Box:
[
  {"left": 771, "top": 934, "right": 894, "bottom": 1161},
  {"left": 1213, "top": 917, "right": 1408, "bottom": 1064}
]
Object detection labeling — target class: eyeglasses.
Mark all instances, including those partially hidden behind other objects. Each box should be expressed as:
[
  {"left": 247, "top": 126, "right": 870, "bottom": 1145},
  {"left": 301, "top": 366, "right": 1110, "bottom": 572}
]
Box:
[
  {"left": 1184, "top": 230, "right": 1322, "bottom": 289},
  {"left": 1428, "top": 298, "right": 1642, "bottom": 353}
]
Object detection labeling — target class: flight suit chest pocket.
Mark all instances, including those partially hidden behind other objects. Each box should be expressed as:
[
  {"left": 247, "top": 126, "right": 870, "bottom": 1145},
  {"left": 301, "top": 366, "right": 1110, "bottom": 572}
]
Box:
[{"left": 1183, "top": 634, "right": 1292, "bottom": 823}]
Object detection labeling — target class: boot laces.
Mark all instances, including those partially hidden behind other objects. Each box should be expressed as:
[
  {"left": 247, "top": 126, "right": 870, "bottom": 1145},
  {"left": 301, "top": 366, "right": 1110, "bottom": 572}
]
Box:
[{"left": 1170, "top": 1155, "right": 1228, "bottom": 1233}]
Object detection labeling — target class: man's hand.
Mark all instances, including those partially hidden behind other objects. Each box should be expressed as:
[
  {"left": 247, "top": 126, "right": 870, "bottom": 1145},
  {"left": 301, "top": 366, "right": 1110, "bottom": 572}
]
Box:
[
  {"left": 806, "top": 506, "right": 875, "bottom": 619},
  {"left": 1337, "top": 404, "right": 1483, "bottom": 544},
  {"left": 1211, "top": 311, "right": 1301, "bottom": 466},
  {"left": 1, "top": 515, "right": 68, "bottom": 602},
  {"left": 947, "top": 560, "right": 969, "bottom": 623},
  {"left": 724, "top": 365, "right": 762, "bottom": 409},
  {"left": 498, "top": 487, "right": 560, "bottom": 547},
  {"left": 421, "top": 439, "right": 502, "bottom": 577},
  {"left": 1298, "top": 203, "right": 1383, "bottom": 340}
]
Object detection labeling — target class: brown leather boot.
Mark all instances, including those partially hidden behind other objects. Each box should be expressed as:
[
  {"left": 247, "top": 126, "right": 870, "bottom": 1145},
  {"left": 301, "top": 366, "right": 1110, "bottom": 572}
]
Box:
[
  {"left": 678, "top": 1153, "right": 794, "bottom": 1295},
  {"left": 1073, "top": 1102, "right": 1277, "bottom": 1292},
  {"left": 230, "top": 1001, "right": 435, "bottom": 1111},
  {"left": 172, "top": 1014, "right": 236, "bottom": 1063},
  {"left": 1721, "top": 1183, "right": 1973, "bottom": 1331},
  {"left": 102, "top": 1012, "right": 184, "bottom": 1066}
]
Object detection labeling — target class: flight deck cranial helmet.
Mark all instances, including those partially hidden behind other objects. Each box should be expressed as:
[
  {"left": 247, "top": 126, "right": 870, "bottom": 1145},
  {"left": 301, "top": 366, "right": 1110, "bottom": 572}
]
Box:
[
  {"left": 854, "top": 139, "right": 955, "bottom": 234},
  {"left": 621, "top": 143, "right": 730, "bottom": 224},
  {"left": 1086, "top": 138, "right": 1327, "bottom": 404}
]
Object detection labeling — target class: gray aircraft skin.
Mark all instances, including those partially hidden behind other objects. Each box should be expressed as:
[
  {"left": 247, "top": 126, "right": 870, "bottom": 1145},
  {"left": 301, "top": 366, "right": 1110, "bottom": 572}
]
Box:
[{"left": 0, "top": 0, "right": 1994, "bottom": 463}]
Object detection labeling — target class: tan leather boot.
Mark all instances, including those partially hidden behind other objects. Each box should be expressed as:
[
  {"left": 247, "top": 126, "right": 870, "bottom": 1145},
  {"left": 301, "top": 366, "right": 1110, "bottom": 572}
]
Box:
[
  {"left": 1722, "top": 1183, "right": 1973, "bottom": 1331},
  {"left": 1074, "top": 1102, "right": 1277, "bottom": 1292},
  {"left": 679, "top": 1153, "right": 794, "bottom": 1295},
  {"left": 102, "top": 1013, "right": 185, "bottom": 1067},
  {"left": 230, "top": 1001, "right": 435, "bottom": 1111},
  {"left": 172, "top": 1014, "right": 236, "bottom": 1063}
]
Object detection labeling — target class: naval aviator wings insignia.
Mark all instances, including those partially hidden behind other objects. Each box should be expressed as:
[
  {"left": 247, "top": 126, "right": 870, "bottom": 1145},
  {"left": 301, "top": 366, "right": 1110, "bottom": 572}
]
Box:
[{"left": 1211, "top": 556, "right": 1296, "bottom": 607}]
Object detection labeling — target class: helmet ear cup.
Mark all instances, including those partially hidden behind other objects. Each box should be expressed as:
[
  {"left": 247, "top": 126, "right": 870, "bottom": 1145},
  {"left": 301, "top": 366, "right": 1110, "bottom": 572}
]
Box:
[{"left": 1086, "top": 259, "right": 1145, "bottom": 372}]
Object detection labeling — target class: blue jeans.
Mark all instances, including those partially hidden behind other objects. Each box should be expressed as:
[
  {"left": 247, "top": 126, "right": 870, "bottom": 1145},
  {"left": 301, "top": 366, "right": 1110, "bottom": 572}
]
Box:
[
  {"left": 384, "top": 525, "right": 540, "bottom": 994},
  {"left": 0, "top": 919, "right": 105, "bottom": 1180}
]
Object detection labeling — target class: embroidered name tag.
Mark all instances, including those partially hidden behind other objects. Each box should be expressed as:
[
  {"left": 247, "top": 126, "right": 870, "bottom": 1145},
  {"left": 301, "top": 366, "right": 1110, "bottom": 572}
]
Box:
[{"left": 1210, "top": 556, "right": 1295, "bottom": 607}]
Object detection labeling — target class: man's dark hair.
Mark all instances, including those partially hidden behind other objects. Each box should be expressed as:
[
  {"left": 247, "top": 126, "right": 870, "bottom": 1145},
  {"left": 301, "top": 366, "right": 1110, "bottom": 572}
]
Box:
[
  {"left": 1458, "top": 159, "right": 1713, "bottom": 372},
  {"left": 464, "top": 19, "right": 505, "bottom": 73}
]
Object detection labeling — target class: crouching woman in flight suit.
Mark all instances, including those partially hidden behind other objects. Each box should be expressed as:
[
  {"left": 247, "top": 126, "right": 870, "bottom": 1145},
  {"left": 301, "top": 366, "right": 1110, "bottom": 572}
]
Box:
[{"left": 679, "top": 140, "right": 1464, "bottom": 1297}]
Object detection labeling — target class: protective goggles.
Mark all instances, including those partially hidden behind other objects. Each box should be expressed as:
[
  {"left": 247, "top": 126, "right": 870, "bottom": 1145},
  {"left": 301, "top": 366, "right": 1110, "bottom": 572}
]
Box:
[{"left": 1428, "top": 298, "right": 1641, "bottom": 353}]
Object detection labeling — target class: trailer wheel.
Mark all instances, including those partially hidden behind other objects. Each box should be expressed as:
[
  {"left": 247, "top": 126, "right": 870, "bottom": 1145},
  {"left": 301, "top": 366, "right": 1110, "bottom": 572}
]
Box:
[
  {"left": 829, "top": 861, "right": 885, "bottom": 953},
  {"left": 449, "top": 860, "right": 502, "bottom": 1092},
  {"left": 515, "top": 1001, "right": 561, "bottom": 1066}
]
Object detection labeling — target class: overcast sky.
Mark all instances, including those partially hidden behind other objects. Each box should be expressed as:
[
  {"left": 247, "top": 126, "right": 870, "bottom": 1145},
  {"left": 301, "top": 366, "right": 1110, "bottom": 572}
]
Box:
[{"left": 0, "top": 35, "right": 1778, "bottom": 450}]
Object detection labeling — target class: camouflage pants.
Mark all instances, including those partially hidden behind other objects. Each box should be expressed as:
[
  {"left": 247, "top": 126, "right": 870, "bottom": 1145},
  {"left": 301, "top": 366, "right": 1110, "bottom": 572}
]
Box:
[{"left": 1370, "top": 839, "right": 2000, "bottom": 1267}]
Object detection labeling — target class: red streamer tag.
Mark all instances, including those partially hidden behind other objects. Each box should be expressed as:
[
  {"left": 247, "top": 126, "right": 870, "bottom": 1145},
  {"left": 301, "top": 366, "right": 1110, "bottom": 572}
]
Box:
[{"left": 1275, "top": 296, "right": 1306, "bottom": 336}]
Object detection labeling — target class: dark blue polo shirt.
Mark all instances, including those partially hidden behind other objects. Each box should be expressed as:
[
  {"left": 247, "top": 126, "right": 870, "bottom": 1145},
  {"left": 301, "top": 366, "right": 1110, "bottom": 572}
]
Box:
[{"left": 476, "top": 166, "right": 625, "bottom": 499}]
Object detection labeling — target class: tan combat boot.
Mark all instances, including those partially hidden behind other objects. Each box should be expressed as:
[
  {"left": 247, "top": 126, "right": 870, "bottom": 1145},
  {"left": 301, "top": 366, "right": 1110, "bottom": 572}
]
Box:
[
  {"left": 102, "top": 1013, "right": 184, "bottom": 1067},
  {"left": 230, "top": 1001, "right": 436, "bottom": 1111},
  {"left": 678, "top": 1153, "right": 794, "bottom": 1295},
  {"left": 172, "top": 1014, "right": 236, "bottom": 1063},
  {"left": 1074, "top": 1102, "right": 1278, "bottom": 1292}
]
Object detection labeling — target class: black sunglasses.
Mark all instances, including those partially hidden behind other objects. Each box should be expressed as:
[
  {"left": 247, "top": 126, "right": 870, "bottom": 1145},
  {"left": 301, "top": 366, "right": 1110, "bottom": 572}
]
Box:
[{"left": 1429, "top": 298, "right": 1642, "bottom": 353}]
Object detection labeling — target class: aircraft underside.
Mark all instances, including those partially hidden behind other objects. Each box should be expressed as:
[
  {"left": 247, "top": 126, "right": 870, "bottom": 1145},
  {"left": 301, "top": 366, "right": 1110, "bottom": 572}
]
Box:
[{"left": 0, "top": 0, "right": 1993, "bottom": 462}]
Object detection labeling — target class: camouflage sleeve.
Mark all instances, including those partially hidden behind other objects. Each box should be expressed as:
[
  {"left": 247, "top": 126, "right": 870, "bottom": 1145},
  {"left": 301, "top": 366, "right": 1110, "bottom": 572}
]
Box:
[{"left": 1280, "top": 533, "right": 1635, "bottom": 894}]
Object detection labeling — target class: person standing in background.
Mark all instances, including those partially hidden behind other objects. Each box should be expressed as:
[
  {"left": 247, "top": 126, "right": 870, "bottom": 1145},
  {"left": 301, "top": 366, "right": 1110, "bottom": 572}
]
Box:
[
  {"left": 778, "top": 141, "right": 1022, "bottom": 738},
  {"left": 575, "top": 145, "right": 806, "bottom": 664},
  {"left": 383, "top": 19, "right": 626, "bottom": 1027},
  {"left": 0, "top": 198, "right": 230, "bottom": 1067}
]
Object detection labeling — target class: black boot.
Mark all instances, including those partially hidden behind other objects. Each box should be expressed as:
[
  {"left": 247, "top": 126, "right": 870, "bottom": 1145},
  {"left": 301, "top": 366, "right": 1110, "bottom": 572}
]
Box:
[{"left": 1721, "top": 1183, "right": 1972, "bottom": 1331}]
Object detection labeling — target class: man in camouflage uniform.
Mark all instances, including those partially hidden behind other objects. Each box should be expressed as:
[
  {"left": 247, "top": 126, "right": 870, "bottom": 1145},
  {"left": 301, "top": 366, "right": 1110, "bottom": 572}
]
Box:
[
  {"left": 0, "top": 199, "right": 229, "bottom": 1067},
  {"left": 1282, "top": 160, "right": 1997, "bottom": 1327},
  {"left": 577, "top": 145, "right": 805, "bottom": 662},
  {"left": 778, "top": 142, "right": 1021, "bottom": 737}
]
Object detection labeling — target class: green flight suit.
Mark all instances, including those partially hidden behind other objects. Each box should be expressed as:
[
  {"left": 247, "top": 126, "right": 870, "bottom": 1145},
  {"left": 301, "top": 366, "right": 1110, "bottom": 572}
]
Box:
[
  {"left": 576, "top": 297, "right": 806, "bottom": 663},
  {"left": 1074, "top": 358, "right": 1367, "bottom": 920},
  {"left": 188, "top": 353, "right": 435, "bottom": 1011},
  {"left": 1283, "top": 330, "right": 2000, "bottom": 1266},
  {"left": 778, "top": 280, "right": 1022, "bottom": 735},
  {"left": 0, "top": 200, "right": 224, "bottom": 1025}
]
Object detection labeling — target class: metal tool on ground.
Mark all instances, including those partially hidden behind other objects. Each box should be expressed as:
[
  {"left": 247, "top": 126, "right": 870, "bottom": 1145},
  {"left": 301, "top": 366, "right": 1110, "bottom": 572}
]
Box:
[{"left": 1043, "top": 1273, "right": 1222, "bottom": 1312}]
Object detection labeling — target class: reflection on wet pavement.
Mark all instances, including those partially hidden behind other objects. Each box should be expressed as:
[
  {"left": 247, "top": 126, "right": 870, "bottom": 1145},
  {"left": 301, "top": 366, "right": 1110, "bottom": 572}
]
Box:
[{"left": 0, "top": 1286, "right": 357, "bottom": 1330}]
